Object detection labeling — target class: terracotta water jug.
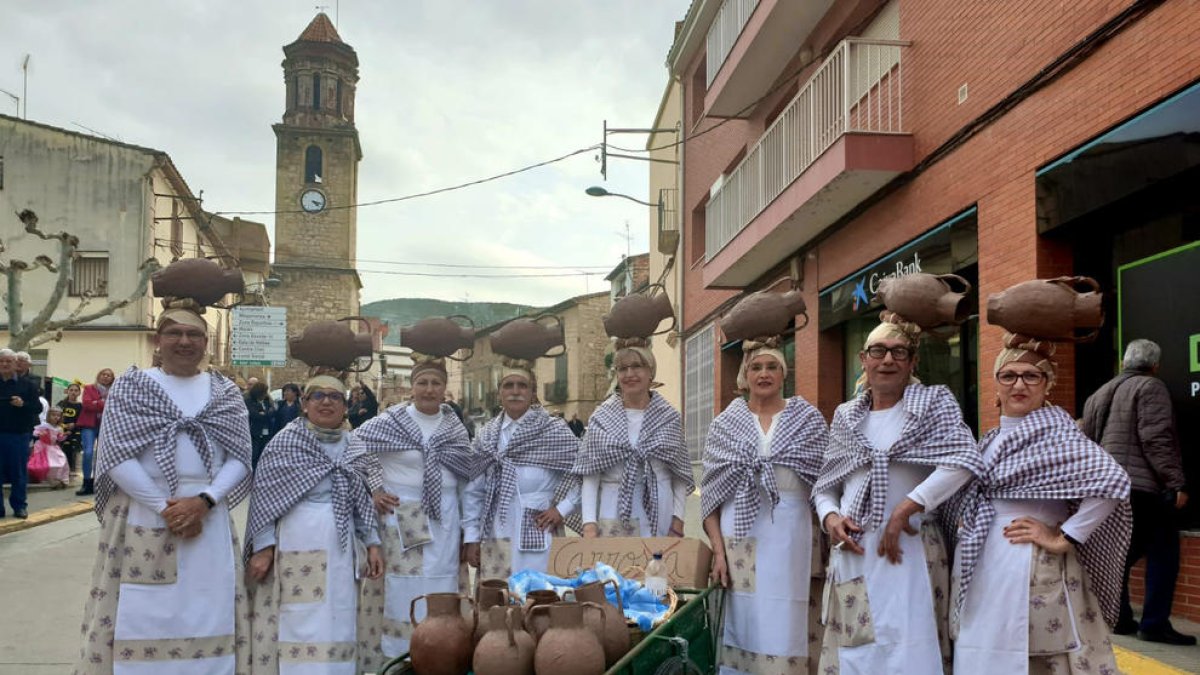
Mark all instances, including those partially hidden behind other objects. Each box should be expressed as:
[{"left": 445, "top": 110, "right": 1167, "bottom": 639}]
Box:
[
  {"left": 400, "top": 316, "right": 475, "bottom": 357},
  {"left": 151, "top": 257, "right": 244, "bottom": 305},
  {"left": 490, "top": 316, "right": 565, "bottom": 360},
  {"left": 719, "top": 289, "right": 808, "bottom": 342},
  {"left": 474, "top": 606, "right": 535, "bottom": 675},
  {"left": 602, "top": 284, "right": 676, "bottom": 339},
  {"left": 288, "top": 318, "right": 373, "bottom": 370},
  {"left": 522, "top": 590, "right": 560, "bottom": 642},
  {"left": 532, "top": 602, "right": 607, "bottom": 675},
  {"left": 569, "top": 579, "right": 630, "bottom": 666},
  {"left": 875, "top": 273, "right": 972, "bottom": 328},
  {"left": 475, "top": 580, "right": 513, "bottom": 646},
  {"left": 409, "top": 593, "right": 477, "bottom": 675},
  {"left": 986, "top": 276, "right": 1103, "bottom": 341}
]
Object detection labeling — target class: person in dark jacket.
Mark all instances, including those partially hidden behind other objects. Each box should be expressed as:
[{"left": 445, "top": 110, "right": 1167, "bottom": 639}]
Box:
[
  {"left": 567, "top": 413, "right": 585, "bottom": 438},
  {"left": 1081, "top": 338, "right": 1194, "bottom": 645},
  {"left": 347, "top": 383, "right": 378, "bottom": 429},
  {"left": 0, "top": 349, "right": 39, "bottom": 518},
  {"left": 272, "top": 382, "right": 302, "bottom": 434},
  {"left": 245, "top": 381, "right": 275, "bottom": 468}
]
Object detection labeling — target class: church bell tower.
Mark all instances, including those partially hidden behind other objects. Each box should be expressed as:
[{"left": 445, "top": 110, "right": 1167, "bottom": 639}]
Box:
[{"left": 269, "top": 12, "right": 363, "bottom": 383}]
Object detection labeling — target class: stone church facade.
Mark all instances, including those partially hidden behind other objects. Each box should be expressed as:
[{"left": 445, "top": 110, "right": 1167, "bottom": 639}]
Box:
[{"left": 268, "top": 13, "right": 364, "bottom": 385}]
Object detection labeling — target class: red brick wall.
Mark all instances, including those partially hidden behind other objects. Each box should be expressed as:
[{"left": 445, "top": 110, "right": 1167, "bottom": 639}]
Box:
[{"left": 1128, "top": 536, "right": 1200, "bottom": 624}]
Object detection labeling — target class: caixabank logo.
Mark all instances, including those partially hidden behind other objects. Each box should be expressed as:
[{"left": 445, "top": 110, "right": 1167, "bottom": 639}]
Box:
[{"left": 1190, "top": 333, "right": 1200, "bottom": 397}]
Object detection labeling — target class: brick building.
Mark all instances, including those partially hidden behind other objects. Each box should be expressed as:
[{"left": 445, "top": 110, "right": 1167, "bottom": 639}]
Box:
[
  {"left": 268, "top": 13, "right": 364, "bottom": 384},
  {"left": 666, "top": 0, "right": 1200, "bottom": 617}
]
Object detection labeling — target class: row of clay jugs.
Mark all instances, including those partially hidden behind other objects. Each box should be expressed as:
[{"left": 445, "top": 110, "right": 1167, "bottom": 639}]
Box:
[
  {"left": 529, "top": 602, "right": 608, "bottom": 675},
  {"left": 522, "top": 589, "right": 560, "bottom": 642},
  {"left": 474, "top": 606, "right": 536, "bottom": 675},
  {"left": 409, "top": 593, "right": 477, "bottom": 675},
  {"left": 568, "top": 579, "right": 630, "bottom": 667},
  {"left": 475, "top": 579, "right": 514, "bottom": 647}
]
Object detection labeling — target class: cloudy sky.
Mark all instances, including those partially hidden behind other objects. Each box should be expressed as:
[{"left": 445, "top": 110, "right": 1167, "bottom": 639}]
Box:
[{"left": 1, "top": 0, "right": 690, "bottom": 306}]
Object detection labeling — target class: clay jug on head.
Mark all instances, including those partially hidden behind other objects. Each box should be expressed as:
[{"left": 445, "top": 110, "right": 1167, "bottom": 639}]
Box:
[
  {"left": 474, "top": 606, "right": 535, "bottom": 675},
  {"left": 490, "top": 316, "right": 565, "bottom": 361},
  {"left": 475, "top": 581, "right": 513, "bottom": 646},
  {"left": 522, "top": 590, "right": 560, "bottom": 642},
  {"left": 719, "top": 289, "right": 808, "bottom": 342},
  {"left": 532, "top": 602, "right": 607, "bottom": 675},
  {"left": 875, "top": 273, "right": 971, "bottom": 328},
  {"left": 986, "top": 276, "right": 1103, "bottom": 341},
  {"left": 151, "top": 257, "right": 244, "bottom": 306},
  {"left": 409, "top": 593, "right": 477, "bottom": 675},
  {"left": 400, "top": 316, "right": 475, "bottom": 358},
  {"left": 569, "top": 579, "right": 630, "bottom": 666},
  {"left": 602, "top": 284, "right": 676, "bottom": 339},
  {"left": 288, "top": 318, "right": 374, "bottom": 370}
]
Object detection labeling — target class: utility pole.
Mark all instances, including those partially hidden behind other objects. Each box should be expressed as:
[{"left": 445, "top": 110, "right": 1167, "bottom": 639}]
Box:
[{"left": 21, "top": 54, "right": 29, "bottom": 119}]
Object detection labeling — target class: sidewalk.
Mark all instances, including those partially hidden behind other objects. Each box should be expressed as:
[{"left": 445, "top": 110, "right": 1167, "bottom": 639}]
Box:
[
  {"left": 1113, "top": 614, "right": 1200, "bottom": 674},
  {"left": 0, "top": 479, "right": 94, "bottom": 536}
]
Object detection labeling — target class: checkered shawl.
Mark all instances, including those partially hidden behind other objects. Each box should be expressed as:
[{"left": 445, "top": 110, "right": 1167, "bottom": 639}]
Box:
[
  {"left": 474, "top": 407, "right": 579, "bottom": 547},
  {"left": 700, "top": 396, "right": 828, "bottom": 539},
  {"left": 93, "top": 367, "right": 252, "bottom": 523},
  {"left": 948, "top": 406, "right": 1132, "bottom": 628},
  {"left": 243, "top": 419, "right": 377, "bottom": 560},
  {"left": 569, "top": 393, "right": 695, "bottom": 531},
  {"left": 813, "top": 383, "right": 982, "bottom": 538},
  {"left": 352, "top": 403, "right": 478, "bottom": 521}
]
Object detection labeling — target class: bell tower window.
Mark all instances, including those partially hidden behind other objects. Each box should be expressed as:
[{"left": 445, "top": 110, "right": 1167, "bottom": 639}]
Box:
[
  {"left": 336, "top": 79, "right": 343, "bottom": 116},
  {"left": 293, "top": 76, "right": 300, "bottom": 110},
  {"left": 305, "top": 145, "right": 323, "bottom": 184},
  {"left": 312, "top": 73, "right": 321, "bottom": 110}
]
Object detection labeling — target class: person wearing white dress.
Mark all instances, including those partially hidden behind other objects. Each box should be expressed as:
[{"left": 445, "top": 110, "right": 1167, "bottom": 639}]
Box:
[
  {"left": 702, "top": 337, "right": 829, "bottom": 674},
  {"left": 74, "top": 301, "right": 253, "bottom": 675},
  {"left": 813, "top": 313, "right": 982, "bottom": 675},
  {"left": 572, "top": 342, "right": 694, "bottom": 539},
  {"left": 948, "top": 332, "right": 1130, "bottom": 675},
  {"left": 463, "top": 360, "right": 580, "bottom": 578}
]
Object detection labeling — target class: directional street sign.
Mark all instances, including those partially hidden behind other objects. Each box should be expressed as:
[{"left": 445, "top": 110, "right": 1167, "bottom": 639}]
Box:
[{"left": 231, "top": 306, "right": 288, "bottom": 367}]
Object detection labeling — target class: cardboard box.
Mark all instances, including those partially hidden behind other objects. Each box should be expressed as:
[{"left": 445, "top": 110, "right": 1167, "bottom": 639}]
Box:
[{"left": 548, "top": 537, "right": 713, "bottom": 589}]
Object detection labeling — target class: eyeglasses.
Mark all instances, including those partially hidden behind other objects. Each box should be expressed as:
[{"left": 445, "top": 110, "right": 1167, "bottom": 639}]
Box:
[
  {"left": 159, "top": 328, "right": 208, "bottom": 342},
  {"left": 863, "top": 345, "right": 914, "bottom": 361},
  {"left": 996, "top": 370, "right": 1048, "bottom": 386},
  {"left": 307, "top": 391, "right": 345, "bottom": 404}
]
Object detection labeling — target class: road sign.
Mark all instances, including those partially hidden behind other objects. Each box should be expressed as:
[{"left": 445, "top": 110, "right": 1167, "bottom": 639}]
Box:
[{"left": 231, "top": 306, "right": 288, "bottom": 367}]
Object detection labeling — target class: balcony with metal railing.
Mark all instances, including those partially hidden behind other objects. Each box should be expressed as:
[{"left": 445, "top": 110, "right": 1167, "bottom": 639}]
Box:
[
  {"left": 706, "top": 0, "right": 759, "bottom": 87},
  {"left": 702, "top": 37, "right": 914, "bottom": 288}
]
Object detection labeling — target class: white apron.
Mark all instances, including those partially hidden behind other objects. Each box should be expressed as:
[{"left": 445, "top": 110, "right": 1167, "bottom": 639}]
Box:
[
  {"left": 114, "top": 479, "right": 237, "bottom": 675},
  {"left": 718, "top": 483, "right": 813, "bottom": 675},
  {"left": 480, "top": 486, "right": 557, "bottom": 579},
  {"left": 274, "top": 501, "right": 358, "bottom": 675},
  {"left": 597, "top": 462, "right": 674, "bottom": 537},
  {"left": 379, "top": 467, "right": 462, "bottom": 658}
]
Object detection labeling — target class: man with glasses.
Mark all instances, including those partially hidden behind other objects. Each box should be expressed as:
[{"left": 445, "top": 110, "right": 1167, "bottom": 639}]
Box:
[
  {"left": 814, "top": 309, "right": 982, "bottom": 675},
  {"left": 0, "top": 348, "right": 39, "bottom": 519}
]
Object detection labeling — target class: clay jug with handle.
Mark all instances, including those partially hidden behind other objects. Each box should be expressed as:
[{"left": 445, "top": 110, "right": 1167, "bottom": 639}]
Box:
[
  {"left": 602, "top": 284, "right": 676, "bottom": 339},
  {"left": 151, "top": 257, "right": 244, "bottom": 306},
  {"left": 400, "top": 316, "right": 475, "bottom": 357},
  {"left": 522, "top": 590, "right": 560, "bottom": 643},
  {"left": 475, "top": 580, "right": 513, "bottom": 646},
  {"left": 288, "top": 317, "right": 374, "bottom": 371},
  {"left": 719, "top": 289, "right": 808, "bottom": 342},
  {"left": 409, "top": 593, "right": 477, "bottom": 675},
  {"left": 569, "top": 579, "right": 630, "bottom": 666},
  {"left": 875, "top": 273, "right": 972, "bottom": 328},
  {"left": 986, "top": 276, "right": 1103, "bottom": 341},
  {"left": 474, "top": 606, "right": 535, "bottom": 675},
  {"left": 532, "top": 602, "right": 607, "bottom": 675},
  {"left": 490, "top": 316, "right": 565, "bottom": 361}
]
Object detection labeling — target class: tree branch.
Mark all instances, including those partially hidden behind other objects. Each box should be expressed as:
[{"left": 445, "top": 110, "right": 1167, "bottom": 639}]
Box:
[{"left": 40, "top": 258, "right": 161, "bottom": 332}]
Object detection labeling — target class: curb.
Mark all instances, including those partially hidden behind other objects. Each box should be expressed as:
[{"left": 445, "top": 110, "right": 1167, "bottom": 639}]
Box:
[
  {"left": 1114, "top": 645, "right": 1195, "bottom": 675},
  {"left": 0, "top": 500, "right": 93, "bottom": 536}
]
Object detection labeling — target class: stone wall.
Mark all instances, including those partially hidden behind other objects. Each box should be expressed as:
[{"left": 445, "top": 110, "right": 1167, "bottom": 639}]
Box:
[{"left": 266, "top": 265, "right": 361, "bottom": 386}]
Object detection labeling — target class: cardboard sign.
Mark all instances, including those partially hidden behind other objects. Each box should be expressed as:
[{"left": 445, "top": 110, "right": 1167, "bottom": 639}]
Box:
[{"left": 548, "top": 537, "right": 713, "bottom": 589}]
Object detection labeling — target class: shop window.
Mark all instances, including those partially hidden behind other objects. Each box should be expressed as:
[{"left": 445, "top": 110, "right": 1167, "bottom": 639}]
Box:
[
  {"left": 304, "top": 145, "right": 323, "bottom": 184},
  {"left": 70, "top": 255, "right": 109, "bottom": 297},
  {"left": 684, "top": 325, "right": 716, "bottom": 462}
]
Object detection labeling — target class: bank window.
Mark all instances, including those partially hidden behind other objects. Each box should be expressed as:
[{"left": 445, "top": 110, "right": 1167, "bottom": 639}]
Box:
[
  {"left": 305, "top": 145, "right": 323, "bottom": 184},
  {"left": 71, "top": 255, "right": 109, "bottom": 297},
  {"left": 684, "top": 325, "right": 715, "bottom": 462}
]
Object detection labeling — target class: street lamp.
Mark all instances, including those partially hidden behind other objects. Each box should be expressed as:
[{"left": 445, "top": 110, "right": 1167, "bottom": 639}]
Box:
[
  {"left": 584, "top": 187, "right": 678, "bottom": 255},
  {"left": 585, "top": 185, "right": 656, "bottom": 208}
]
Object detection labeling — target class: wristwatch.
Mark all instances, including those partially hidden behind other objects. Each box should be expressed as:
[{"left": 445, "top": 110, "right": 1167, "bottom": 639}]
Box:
[{"left": 198, "top": 492, "right": 217, "bottom": 510}]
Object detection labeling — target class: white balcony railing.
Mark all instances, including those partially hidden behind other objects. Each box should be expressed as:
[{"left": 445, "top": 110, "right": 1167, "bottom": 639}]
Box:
[
  {"left": 706, "top": 0, "right": 760, "bottom": 87},
  {"left": 705, "top": 38, "right": 909, "bottom": 261}
]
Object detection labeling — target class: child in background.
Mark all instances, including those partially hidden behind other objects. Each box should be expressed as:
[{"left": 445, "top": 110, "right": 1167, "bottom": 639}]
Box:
[
  {"left": 30, "top": 407, "right": 70, "bottom": 488},
  {"left": 58, "top": 381, "right": 84, "bottom": 480}
]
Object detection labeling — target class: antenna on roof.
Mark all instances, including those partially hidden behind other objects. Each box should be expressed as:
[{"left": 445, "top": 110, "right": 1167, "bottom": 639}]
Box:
[{"left": 21, "top": 54, "right": 30, "bottom": 119}]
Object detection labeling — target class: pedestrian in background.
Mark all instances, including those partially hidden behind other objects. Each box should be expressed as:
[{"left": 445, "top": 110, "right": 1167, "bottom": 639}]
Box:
[
  {"left": 348, "top": 382, "right": 378, "bottom": 429},
  {"left": 272, "top": 382, "right": 302, "bottom": 434},
  {"left": 246, "top": 381, "right": 275, "bottom": 468},
  {"left": 0, "top": 348, "right": 39, "bottom": 519},
  {"left": 75, "top": 367, "right": 114, "bottom": 496},
  {"left": 15, "top": 351, "right": 41, "bottom": 393},
  {"left": 1081, "top": 338, "right": 1195, "bottom": 645},
  {"left": 568, "top": 413, "right": 585, "bottom": 438},
  {"left": 58, "top": 381, "right": 83, "bottom": 480},
  {"left": 30, "top": 406, "right": 70, "bottom": 488}
]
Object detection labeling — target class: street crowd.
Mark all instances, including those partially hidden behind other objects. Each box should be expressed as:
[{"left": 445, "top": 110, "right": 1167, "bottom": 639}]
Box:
[{"left": 0, "top": 271, "right": 1191, "bottom": 675}]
